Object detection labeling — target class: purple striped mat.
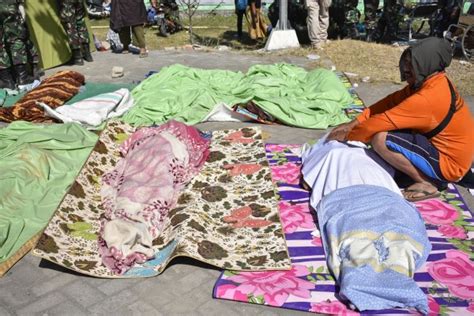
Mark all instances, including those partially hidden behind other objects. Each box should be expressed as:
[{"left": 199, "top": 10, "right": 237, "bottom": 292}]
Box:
[{"left": 213, "top": 144, "right": 474, "bottom": 315}]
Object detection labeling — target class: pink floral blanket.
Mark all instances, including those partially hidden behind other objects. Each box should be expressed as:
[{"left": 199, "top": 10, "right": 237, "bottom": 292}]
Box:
[
  {"left": 99, "top": 120, "right": 210, "bottom": 274},
  {"left": 213, "top": 144, "right": 474, "bottom": 315}
]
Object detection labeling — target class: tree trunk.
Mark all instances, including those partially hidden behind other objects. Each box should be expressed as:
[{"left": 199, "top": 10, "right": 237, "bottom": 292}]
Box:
[{"left": 188, "top": 11, "right": 193, "bottom": 44}]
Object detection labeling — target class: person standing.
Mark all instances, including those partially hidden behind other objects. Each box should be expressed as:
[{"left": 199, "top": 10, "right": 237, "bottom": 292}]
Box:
[
  {"left": 234, "top": 0, "right": 247, "bottom": 39},
  {"left": 363, "top": 0, "right": 379, "bottom": 39},
  {"left": 372, "top": 0, "right": 399, "bottom": 43},
  {"left": 59, "top": 0, "right": 93, "bottom": 65},
  {"left": 0, "top": 0, "right": 34, "bottom": 89},
  {"left": 110, "top": 0, "right": 148, "bottom": 58},
  {"left": 306, "top": 0, "right": 332, "bottom": 49}
]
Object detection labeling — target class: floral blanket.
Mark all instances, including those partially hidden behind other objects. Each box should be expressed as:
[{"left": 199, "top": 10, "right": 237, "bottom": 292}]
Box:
[
  {"left": 99, "top": 121, "right": 210, "bottom": 274},
  {"left": 33, "top": 121, "right": 290, "bottom": 278},
  {"left": 213, "top": 144, "right": 474, "bottom": 315}
]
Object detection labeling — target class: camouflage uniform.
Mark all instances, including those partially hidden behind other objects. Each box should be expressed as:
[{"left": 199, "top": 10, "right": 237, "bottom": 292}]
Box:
[
  {"left": 373, "top": 0, "right": 399, "bottom": 42},
  {"left": 363, "top": 0, "right": 379, "bottom": 31},
  {"left": 0, "top": 1, "right": 28, "bottom": 69},
  {"left": 59, "top": 0, "right": 90, "bottom": 49}
]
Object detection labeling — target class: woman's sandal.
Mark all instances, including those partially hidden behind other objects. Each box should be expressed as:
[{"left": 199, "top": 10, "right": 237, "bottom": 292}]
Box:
[{"left": 402, "top": 189, "right": 441, "bottom": 202}]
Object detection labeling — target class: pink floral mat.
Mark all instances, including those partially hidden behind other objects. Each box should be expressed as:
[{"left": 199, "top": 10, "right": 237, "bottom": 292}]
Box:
[{"left": 213, "top": 144, "right": 474, "bottom": 315}]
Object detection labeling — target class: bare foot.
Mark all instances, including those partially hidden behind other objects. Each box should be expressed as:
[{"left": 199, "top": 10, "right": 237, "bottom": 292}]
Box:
[{"left": 403, "top": 181, "right": 440, "bottom": 202}]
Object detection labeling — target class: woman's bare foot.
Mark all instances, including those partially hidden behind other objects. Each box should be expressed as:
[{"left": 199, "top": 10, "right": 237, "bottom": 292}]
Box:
[
  {"left": 139, "top": 48, "right": 148, "bottom": 58},
  {"left": 403, "top": 181, "right": 440, "bottom": 202}
]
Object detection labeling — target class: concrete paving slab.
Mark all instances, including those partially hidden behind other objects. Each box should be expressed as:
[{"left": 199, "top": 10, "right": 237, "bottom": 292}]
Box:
[{"left": 1, "top": 50, "right": 473, "bottom": 316}]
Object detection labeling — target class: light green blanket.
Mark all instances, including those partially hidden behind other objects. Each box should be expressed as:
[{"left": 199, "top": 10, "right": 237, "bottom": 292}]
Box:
[
  {"left": 0, "top": 122, "right": 98, "bottom": 263},
  {"left": 123, "top": 63, "right": 353, "bottom": 129}
]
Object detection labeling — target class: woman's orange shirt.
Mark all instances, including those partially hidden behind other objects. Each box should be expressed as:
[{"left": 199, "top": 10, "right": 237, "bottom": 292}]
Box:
[{"left": 348, "top": 72, "right": 474, "bottom": 182}]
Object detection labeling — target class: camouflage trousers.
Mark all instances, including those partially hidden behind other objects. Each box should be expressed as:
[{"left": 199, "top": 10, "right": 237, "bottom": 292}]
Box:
[
  {"left": 59, "top": 0, "right": 90, "bottom": 49},
  {"left": 0, "top": 4, "right": 29, "bottom": 69},
  {"left": 373, "top": 0, "right": 399, "bottom": 42}
]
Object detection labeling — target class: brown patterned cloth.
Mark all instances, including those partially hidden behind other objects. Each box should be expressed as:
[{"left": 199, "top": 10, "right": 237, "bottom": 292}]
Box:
[{"left": 0, "top": 71, "right": 85, "bottom": 123}]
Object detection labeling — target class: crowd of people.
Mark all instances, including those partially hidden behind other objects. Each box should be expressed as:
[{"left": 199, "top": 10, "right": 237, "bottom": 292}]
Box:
[{"left": 251, "top": 0, "right": 465, "bottom": 48}]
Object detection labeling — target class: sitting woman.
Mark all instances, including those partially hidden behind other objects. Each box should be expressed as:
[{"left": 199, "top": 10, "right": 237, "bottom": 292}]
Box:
[{"left": 328, "top": 37, "right": 474, "bottom": 202}]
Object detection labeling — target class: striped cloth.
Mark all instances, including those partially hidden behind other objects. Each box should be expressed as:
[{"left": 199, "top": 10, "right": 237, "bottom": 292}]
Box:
[
  {"left": 41, "top": 88, "right": 134, "bottom": 127},
  {"left": 0, "top": 71, "right": 85, "bottom": 123},
  {"left": 213, "top": 144, "right": 474, "bottom": 315}
]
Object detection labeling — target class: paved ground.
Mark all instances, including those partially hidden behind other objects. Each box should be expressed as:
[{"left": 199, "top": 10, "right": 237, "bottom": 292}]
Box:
[{"left": 1, "top": 50, "right": 473, "bottom": 316}]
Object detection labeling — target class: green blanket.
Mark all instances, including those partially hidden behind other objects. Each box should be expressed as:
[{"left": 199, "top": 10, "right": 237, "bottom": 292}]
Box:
[
  {"left": 123, "top": 64, "right": 353, "bottom": 129},
  {"left": 0, "top": 122, "right": 98, "bottom": 264}
]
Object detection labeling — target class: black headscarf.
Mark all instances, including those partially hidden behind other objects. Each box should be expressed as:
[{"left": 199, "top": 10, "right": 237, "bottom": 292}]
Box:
[{"left": 399, "top": 37, "right": 453, "bottom": 89}]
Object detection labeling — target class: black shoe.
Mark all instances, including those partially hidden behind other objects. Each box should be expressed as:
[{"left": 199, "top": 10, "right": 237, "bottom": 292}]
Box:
[
  {"left": 0, "top": 68, "right": 15, "bottom": 90},
  {"left": 13, "top": 64, "right": 34, "bottom": 86},
  {"left": 71, "top": 48, "right": 84, "bottom": 65},
  {"left": 82, "top": 43, "right": 94, "bottom": 62}
]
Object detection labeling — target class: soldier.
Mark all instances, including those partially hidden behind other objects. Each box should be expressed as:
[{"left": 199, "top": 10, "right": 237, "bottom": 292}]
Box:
[
  {"left": 363, "top": 0, "right": 379, "bottom": 39},
  {"left": 372, "top": 0, "right": 399, "bottom": 43},
  {"left": 430, "top": 0, "right": 462, "bottom": 37},
  {"left": 58, "top": 0, "right": 93, "bottom": 65},
  {"left": 0, "top": 0, "right": 34, "bottom": 89}
]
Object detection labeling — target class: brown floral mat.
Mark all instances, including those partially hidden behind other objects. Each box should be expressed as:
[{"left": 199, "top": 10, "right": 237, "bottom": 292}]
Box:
[{"left": 33, "top": 120, "right": 290, "bottom": 278}]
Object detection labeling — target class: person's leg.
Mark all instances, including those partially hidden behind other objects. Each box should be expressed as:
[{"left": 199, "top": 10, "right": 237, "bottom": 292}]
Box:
[
  {"left": 236, "top": 10, "right": 244, "bottom": 38},
  {"left": 318, "top": 0, "right": 330, "bottom": 42},
  {"left": 118, "top": 27, "right": 132, "bottom": 52},
  {"left": 74, "top": 0, "right": 93, "bottom": 62},
  {"left": 372, "top": 131, "right": 444, "bottom": 200},
  {"left": 4, "top": 5, "right": 31, "bottom": 85},
  {"left": 59, "top": 0, "right": 84, "bottom": 64},
  {"left": 0, "top": 11, "right": 15, "bottom": 90},
  {"left": 306, "top": 0, "right": 321, "bottom": 47},
  {"left": 131, "top": 25, "right": 147, "bottom": 57}
]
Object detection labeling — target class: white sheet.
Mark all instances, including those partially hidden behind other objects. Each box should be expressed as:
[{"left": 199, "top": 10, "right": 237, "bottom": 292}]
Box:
[
  {"left": 40, "top": 88, "right": 134, "bottom": 127},
  {"left": 301, "top": 134, "right": 401, "bottom": 207}
]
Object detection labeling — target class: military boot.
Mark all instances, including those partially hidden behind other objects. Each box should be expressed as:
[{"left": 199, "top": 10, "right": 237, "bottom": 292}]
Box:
[
  {"left": 82, "top": 43, "right": 94, "bottom": 62},
  {"left": 71, "top": 48, "right": 84, "bottom": 65},
  {"left": 0, "top": 68, "right": 15, "bottom": 90},
  {"left": 13, "top": 64, "right": 34, "bottom": 86}
]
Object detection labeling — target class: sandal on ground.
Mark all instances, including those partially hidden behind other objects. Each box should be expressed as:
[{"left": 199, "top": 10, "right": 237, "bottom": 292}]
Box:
[{"left": 402, "top": 188, "right": 441, "bottom": 202}]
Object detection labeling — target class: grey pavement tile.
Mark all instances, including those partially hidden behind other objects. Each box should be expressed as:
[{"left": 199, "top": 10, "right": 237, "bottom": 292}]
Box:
[
  {"left": 16, "top": 293, "right": 66, "bottom": 316},
  {"left": 42, "top": 300, "right": 88, "bottom": 316},
  {"left": 63, "top": 280, "right": 107, "bottom": 308},
  {"left": 159, "top": 281, "right": 211, "bottom": 314},
  {"left": 125, "top": 300, "right": 163, "bottom": 316},
  {"left": 0, "top": 304, "right": 12, "bottom": 316},
  {"left": 2, "top": 259, "right": 45, "bottom": 286},
  {"left": 197, "top": 299, "right": 242, "bottom": 316},
  {"left": 87, "top": 289, "right": 138, "bottom": 315},
  {"left": 136, "top": 279, "right": 177, "bottom": 309},
  {"left": 170, "top": 268, "right": 214, "bottom": 296},
  {"left": 32, "top": 274, "right": 77, "bottom": 297},
  {"left": 0, "top": 280, "right": 37, "bottom": 308},
  {"left": 97, "top": 278, "right": 142, "bottom": 296}
]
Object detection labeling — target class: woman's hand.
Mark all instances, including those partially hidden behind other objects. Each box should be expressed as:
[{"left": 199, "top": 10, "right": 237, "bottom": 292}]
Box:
[{"left": 326, "top": 119, "right": 360, "bottom": 142}]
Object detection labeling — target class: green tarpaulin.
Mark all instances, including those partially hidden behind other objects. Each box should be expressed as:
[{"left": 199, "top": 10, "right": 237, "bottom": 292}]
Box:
[
  {"left": 0, "top": 122, "right": 97, "bottom": 264},
  {"left": 123, "top": 64, "right": 353, "bottom": 129},
  {"left": 25, "top": 0, "right": 94, "bottom": 69}
]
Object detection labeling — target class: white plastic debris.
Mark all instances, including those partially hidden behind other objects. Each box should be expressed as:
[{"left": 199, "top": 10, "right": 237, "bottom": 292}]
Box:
[
  {"left": 331, "top": 65, "right": 336, "bottom": 71},
  {"left": 111, "top": 66, "right": 124, "bottom": 78},
  {"left": 362, "top": 76, "right": 370, "bottom": 82},
  {"left": 352, "top": 83, "right": 359, "bottom": 88},
  {"left": 307, "top": 54, "right": 320, "bottom": 60}
]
